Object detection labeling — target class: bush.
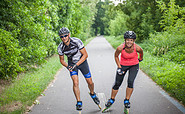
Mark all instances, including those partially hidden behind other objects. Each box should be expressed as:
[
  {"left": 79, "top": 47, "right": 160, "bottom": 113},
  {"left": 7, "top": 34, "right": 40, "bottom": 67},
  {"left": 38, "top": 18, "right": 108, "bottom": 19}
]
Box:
[
  {"left": 139, "top": 52, "right": 185, "bottom": 104},
  {"left": 162, "top": 44, "right": 185, "bottom": 65},
  {"left": 143, "top": 32, "right": 185, "bottom": 57},
  {"left": 0, "top": 0, "right": 57, "bottom": 78},
  {"left": 0, "top": 29, "right": 23, "bottom": 79}
]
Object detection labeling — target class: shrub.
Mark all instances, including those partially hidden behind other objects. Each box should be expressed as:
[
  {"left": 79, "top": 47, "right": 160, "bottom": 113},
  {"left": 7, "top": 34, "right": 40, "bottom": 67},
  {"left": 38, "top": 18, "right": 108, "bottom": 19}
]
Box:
[
  {"left": 0, "top": 29, "right": 23, "bottom": 79},
  {"left": 139, "top": 52, "right": 185, "bottom": 105},
  {"left": 143, "top": 31, "right": 185, "bottom": 57}
]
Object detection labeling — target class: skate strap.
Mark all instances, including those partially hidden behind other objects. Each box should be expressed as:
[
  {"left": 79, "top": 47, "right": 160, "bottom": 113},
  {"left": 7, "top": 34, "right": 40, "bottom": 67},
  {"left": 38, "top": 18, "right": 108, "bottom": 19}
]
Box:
[
  {"left": 90, "top": 94, "right": 96, "bottom": 99},
  {"left": 77, "top": 101, "right": 82, "bottom": 106},
  {"left": 124, "top": 100, "right": 129, "bottom": 104},
  {"left": 109, "top": 99, "right": 114, "bottom": 103}
]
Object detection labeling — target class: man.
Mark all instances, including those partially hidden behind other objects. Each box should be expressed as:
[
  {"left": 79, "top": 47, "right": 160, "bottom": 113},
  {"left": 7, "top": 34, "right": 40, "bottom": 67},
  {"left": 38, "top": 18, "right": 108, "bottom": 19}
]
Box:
[{"left": 57, "top": 27, "right": 100, "bottom": 111}]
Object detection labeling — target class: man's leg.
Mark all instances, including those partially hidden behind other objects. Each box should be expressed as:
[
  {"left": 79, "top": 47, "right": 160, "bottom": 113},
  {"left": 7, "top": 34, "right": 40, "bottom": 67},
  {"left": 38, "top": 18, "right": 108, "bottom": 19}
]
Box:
[
  {"left": 71, "top": 75, "right": 81, "bottom": 101},
  {"left": 85, "top": 77, "right": 94, "bottom": 94}
]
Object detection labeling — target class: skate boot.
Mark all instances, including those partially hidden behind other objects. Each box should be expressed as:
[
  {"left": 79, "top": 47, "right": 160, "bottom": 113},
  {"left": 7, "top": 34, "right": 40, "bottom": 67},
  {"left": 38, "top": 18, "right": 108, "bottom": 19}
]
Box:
[
  {"left": 124, "top": 99, "right": 130, "bottom": 108},
  {"left": 105, "top": 98, "right": 115, "bottom": 108},
  {"left": 76, "top": 101, "right": 82, "bottom": 111},
  {"left": 89, "top": 92, "right": 100, "bottom": 105},
  {"left": 124, "top": 99, "right": 130, "bottom": 114},
  {"left": 89, "top": 92, "right": 101, "bottom": 109},
  {"left": 102, "top": 98, "right": 115, "bottom": 112}
]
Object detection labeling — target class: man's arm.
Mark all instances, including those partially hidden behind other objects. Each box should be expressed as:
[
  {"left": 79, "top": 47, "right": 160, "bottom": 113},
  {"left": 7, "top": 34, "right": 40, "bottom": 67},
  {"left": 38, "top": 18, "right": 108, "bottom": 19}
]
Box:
[
  {"left": 59, "top": 55, "right": 68, "bottom": 67},
  {"left": 76, "top": 47, "right": 88, "bottom": 66}
]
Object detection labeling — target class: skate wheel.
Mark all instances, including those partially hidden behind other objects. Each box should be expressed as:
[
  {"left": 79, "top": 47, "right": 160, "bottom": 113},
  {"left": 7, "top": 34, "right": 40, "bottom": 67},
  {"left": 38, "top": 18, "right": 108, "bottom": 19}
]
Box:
[
  {"left": 102, "top": 107, "right": 108, "bottom": 113},
  {"left": 124, "top": 108, "right": 129, "bottom": 114}
]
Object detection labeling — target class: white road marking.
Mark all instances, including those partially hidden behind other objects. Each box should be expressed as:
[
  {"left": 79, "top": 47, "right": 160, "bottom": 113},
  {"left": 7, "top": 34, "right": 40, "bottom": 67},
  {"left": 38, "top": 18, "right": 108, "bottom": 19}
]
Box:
[{"left": 97, "top": 93, "right": 110, "bottom": 113}]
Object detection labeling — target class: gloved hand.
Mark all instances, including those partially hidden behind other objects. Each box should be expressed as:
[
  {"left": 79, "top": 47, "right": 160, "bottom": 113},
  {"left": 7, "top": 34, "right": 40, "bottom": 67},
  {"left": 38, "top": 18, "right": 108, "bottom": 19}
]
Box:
[
  {"left": 117, "top": 68, "right": 124, "bottom": 75},
  {"left": 67, "top": 64, "right": 77, "bottom": 71},
  {"left": 138, "top": 58, "right": 143, "bottom": 62}
]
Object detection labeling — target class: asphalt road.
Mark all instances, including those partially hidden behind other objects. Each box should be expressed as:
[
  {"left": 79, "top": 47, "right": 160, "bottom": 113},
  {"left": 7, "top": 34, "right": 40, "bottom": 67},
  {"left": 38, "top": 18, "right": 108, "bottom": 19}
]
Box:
[{"left": 29, "top": 36, "right": 185, "bottom": 114}]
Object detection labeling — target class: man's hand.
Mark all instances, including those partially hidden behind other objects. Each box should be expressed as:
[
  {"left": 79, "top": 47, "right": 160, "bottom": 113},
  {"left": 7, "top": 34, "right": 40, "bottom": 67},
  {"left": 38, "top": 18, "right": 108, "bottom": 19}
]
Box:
[
  {"left": 66, "top": 64, "right": 77, "bottom": 72},
  {"left": 117, "top": 68, "right": 124, "bottom": 75}
]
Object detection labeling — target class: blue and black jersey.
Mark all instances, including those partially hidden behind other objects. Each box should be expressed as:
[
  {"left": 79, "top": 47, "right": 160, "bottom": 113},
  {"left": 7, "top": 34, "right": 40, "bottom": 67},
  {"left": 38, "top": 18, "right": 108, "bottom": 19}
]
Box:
[{"left": 57, "top": 37, "right": 84, "bottom": 63}]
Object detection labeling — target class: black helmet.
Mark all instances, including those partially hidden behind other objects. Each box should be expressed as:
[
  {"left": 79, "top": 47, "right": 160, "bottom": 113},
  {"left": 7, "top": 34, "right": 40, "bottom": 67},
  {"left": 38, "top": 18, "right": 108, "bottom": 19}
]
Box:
[
  {"left": 124, "top": 31, "right": 136, "bottom": 39},
  {"left": 58, "top": 27, "right": 70, "bottom": 36}
]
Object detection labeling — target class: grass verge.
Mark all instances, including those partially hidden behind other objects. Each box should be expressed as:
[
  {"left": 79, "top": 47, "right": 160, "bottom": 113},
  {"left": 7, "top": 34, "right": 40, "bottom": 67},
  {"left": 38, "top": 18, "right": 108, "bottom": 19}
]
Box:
[
  {"left": 0, "top": 37, "right": 95, "bottom": 114},
  {"left": 0, "top": 55, "right": 61, "bottom": 113}
]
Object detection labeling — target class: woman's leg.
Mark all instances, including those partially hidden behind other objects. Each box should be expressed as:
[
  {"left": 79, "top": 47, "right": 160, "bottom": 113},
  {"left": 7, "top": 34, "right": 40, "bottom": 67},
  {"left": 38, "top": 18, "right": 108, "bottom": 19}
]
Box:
[
  {"left": 126, "top": 64, "right": 139, "bottom": 99},
  {"left": 111, "top": 70, "right": 127, "bottom": 99}
]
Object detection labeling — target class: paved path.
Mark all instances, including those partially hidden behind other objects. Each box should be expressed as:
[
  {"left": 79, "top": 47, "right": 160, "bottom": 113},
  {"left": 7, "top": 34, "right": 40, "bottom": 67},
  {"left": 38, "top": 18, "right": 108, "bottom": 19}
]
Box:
[{"left": 29, "top": 36, "right": 185, "bottom": 114}]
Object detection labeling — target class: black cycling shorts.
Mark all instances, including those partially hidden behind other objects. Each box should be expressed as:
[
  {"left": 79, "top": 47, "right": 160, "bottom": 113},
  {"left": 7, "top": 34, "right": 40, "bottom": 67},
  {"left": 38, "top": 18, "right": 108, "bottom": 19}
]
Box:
[{"left": 68, "top": 60, "right": 91, "bottom": 78}]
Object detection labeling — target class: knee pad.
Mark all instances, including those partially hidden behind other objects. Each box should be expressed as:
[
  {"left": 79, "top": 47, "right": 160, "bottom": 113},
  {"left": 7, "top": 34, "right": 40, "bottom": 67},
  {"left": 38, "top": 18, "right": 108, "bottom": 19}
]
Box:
[{"left": 112, "top": 81, "right": 122, "bottom": 90}]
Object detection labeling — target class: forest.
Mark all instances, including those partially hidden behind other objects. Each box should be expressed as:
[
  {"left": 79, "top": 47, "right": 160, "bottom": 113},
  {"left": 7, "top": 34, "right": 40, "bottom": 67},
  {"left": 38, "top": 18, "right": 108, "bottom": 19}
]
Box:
[{"left": 0, "top": 0, "right": 185, "bottom": 113}]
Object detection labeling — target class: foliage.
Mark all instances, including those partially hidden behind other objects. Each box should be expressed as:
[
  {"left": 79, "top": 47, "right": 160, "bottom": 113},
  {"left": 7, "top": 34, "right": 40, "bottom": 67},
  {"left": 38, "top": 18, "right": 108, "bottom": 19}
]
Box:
[
  {"left": 92, "top": 1, "right": 107, "bottom": 35},
  {"left": 157, "top": 0, "right": 185, "bottom": 34},
  {"left": 142, "top": 32, "right": 185, "bottom": 56},
  {"left": 93, "top": 0, "right": 162, "bottom": 41},
  {"left": 0, "top": 0, "right": 97, "bottom": 79},
  {"left": 139, "top": 52, "right": 185, "bottom": 105},
  {"left": 109, "top": 11, "right": 128, "bottom": 36},
  {"left": 0, "top": 29, "right": 23, "bottom": 79},
  {"left": 93, "top": 0, "right": 184, "bottom": 41},
  {"left": 140, "top": 7, "right": 155, "bottom": 39},
  {"left": 142, "top": 32, "right": 185, "bottom": 65},
  {"left": 0, "top": 0, "right": 57, "bottom": 78},
  {"left": 142, "top": 0, "right": 185, "bottom": 65},
  {"left": 0, "top": 55, "right": 61, "bottom": 113},
  {"left": 162, "top": 45, "right": 185, "bottom": 65},
  {"left": 136, "top": 0, "right": 185, "bottom": 105}
]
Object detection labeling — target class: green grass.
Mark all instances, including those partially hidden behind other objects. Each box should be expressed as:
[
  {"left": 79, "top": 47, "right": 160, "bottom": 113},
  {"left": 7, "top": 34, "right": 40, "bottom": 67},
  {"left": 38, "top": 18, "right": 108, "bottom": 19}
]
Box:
[
  {"left": 0, "top": 55, "right": 61, "bottom": 113},
  {"left": 139, "top": 52, "right": 185, "bottom": 105},
  {"left": 0, "top": 36, "right": 95, "bottom": 114},
  {"left": 104, "top": 35, "right": 185, "bottom": 106}
]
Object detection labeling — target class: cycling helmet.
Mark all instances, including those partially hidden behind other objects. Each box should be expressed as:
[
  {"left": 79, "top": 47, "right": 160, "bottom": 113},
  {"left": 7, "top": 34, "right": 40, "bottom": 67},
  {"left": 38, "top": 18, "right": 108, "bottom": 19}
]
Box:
[
  {"left": 58, "top": 27, "right": 70, "bottom": 36},
  {"left": 124, "top": 31, "right": 136, "bottom": 39}
]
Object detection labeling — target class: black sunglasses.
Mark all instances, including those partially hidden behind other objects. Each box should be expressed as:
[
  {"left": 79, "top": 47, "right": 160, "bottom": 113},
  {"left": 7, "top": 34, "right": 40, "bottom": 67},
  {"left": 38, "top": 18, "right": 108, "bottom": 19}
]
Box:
[{"left": 60, "top": 34, "right": 68, "bottom": 38}]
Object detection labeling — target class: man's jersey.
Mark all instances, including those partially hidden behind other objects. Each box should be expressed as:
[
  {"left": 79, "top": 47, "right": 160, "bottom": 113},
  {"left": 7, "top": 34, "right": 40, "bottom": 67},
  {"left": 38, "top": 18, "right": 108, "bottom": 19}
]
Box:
[{"left": 57, "top": 37, "right": 84, "bottom": 63}]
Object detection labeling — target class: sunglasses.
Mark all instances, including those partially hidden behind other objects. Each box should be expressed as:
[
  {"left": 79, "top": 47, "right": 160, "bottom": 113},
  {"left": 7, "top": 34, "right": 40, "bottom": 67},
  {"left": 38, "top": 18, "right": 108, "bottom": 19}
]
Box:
[{"left": 60, "top": 34, "right": 68, "bottom": 38}]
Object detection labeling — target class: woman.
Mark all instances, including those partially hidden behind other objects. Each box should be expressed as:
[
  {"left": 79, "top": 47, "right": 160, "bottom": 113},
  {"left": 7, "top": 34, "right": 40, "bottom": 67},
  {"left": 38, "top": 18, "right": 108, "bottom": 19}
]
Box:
[{"left": 104, "top": 31, "right": 143, "bottom": 111}]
